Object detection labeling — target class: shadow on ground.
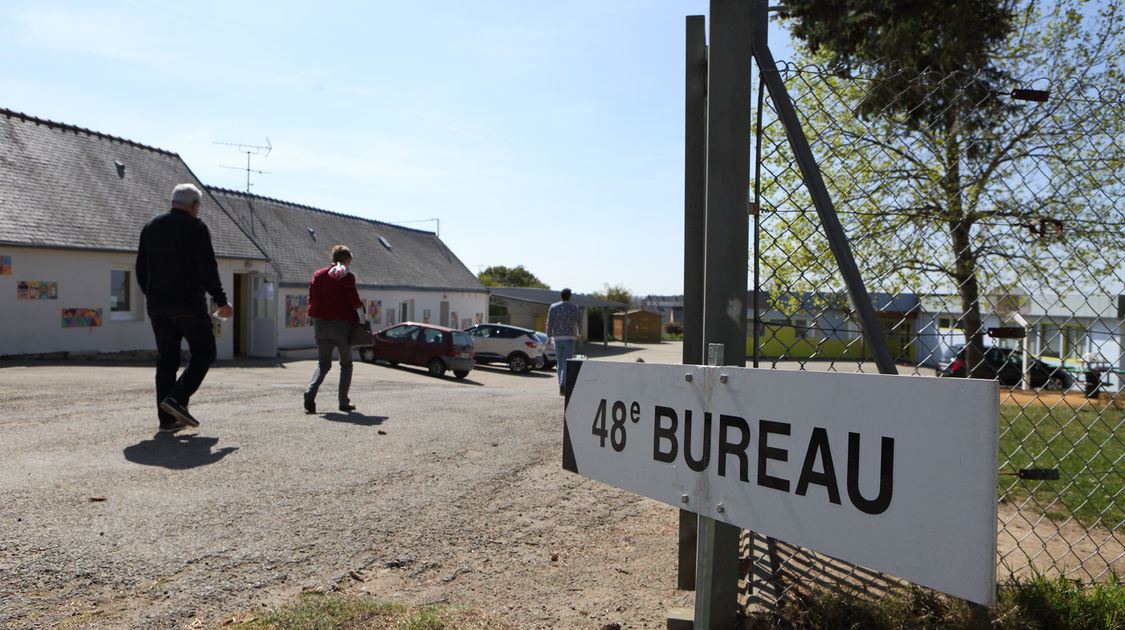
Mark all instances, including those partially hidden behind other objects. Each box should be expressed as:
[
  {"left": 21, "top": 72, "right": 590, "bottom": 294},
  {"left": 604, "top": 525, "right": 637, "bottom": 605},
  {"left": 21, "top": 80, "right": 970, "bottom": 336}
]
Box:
[
  {"left": 123, "top": 434, "right": 239, "bottom": 469},
  {"left": 321, "top": 412, "right": 389, "bottom": 426}
]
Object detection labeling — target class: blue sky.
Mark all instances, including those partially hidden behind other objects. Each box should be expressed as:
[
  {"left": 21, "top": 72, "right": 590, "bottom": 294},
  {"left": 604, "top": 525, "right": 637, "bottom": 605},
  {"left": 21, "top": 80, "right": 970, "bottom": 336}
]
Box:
[{"left": 1, "top": 1, "right": 795, "bottom": 297}]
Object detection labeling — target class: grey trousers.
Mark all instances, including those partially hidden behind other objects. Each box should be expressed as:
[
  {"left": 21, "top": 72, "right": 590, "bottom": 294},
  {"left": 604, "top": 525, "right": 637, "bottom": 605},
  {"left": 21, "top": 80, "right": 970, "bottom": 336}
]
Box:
[{"left": 305, "top": 319, "right": 354, "bottom": 406}]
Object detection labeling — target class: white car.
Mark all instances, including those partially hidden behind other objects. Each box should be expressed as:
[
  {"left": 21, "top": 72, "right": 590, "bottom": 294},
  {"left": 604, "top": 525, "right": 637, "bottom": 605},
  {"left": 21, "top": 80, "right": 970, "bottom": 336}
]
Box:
[{"left": 463, "top": 323, "right": 547, "bottom": 373}]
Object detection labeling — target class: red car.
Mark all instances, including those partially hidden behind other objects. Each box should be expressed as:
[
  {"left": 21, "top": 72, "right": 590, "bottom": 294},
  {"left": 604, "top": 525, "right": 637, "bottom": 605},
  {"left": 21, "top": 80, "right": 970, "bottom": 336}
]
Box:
[{"left": 358, "top": 322, "right": 475, "bottom": 379}]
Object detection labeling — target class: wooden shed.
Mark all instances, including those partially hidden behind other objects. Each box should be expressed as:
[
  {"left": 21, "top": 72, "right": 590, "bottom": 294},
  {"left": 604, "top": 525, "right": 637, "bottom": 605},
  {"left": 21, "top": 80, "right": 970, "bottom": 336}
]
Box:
[{"left": 612, "top": 309, "right": 664, "bottom": 342}]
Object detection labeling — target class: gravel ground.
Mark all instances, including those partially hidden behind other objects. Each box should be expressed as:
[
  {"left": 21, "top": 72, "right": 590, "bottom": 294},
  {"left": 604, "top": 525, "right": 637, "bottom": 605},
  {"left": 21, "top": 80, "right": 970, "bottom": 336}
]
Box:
[{"left": 1, "top": 341, "right": 692, "bottom": 629}]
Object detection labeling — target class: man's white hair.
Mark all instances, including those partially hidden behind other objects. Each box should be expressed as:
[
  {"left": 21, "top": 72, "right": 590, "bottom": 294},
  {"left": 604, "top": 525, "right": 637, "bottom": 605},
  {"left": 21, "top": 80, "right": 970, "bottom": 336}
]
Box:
[{"left": 170, "top": 183, "right": 202, "bottom": 207}]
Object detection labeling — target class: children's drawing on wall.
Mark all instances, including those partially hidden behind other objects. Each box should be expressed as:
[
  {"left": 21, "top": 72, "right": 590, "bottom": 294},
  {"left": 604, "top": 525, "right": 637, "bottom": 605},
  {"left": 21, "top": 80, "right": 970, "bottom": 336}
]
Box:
[
  {"left": 475, "top": 313, "right": 484, "bottom": 325},
  {"left": 462, "top": 318, "right": 473, "bottom": 329},
  {"left": 0, "top": 256, "right": 10, "bottom": 275},
  {"left": 422, "top": 308, "right": 431, "bottom": 324},
  {"left": 18, "top": 281, "right": 57, "bottom": 300},
  {"left": 386, "top": 307, "right": 396, "bottom": 326},
  {"left": 368, "top": 300, "right": 382, "bottom": 325},
  {"left": 61, "top": 307, "right": 102, "bottom": 327},
  {"left": 449, "top": 311, "right": 458, "bottom": 329},
  {"left": 286, "top": 295, "right": 310, "bottom": 327}
]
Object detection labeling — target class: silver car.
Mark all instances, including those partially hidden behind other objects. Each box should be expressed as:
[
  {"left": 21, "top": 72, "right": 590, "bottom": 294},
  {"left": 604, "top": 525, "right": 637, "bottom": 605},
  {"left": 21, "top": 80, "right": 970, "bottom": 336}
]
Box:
[{"left": 463, "top": 323, "right": 547, "bottom": 373}]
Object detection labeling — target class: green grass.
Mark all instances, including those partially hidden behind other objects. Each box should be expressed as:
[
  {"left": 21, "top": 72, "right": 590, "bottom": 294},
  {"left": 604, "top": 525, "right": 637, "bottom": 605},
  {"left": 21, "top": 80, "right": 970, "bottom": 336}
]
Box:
[
  {"left": 742, "top": 575, "right": 1125, "bottom": 629},
  {"left": 999, "top": 403, "right": 1125, "bottom": 528},
  {"left": 226, "top": 592, "right": 512, "bottom": 630}
]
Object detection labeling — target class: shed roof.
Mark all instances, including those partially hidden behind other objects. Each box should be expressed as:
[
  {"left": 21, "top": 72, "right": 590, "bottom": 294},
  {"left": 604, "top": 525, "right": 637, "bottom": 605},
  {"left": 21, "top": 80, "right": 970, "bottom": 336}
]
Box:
[
  {"left": 0, "top": 108, "right": 265, "bottom": 260},
  {"left": 488, "top": 286, "right": 627, "bottom": 309},
  {"left": 208, "top": 188, "right": 484, "bottom": 292}
]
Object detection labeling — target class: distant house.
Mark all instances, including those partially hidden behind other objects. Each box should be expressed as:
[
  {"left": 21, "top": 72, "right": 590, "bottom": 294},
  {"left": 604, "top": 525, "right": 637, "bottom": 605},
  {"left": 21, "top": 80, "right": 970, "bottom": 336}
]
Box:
[
  {"left": 745, "top": 290, "right": 1123, "bottom": 390},
  {"left": 0, "top": 107, "right": 486, "bottom": 359},
  {"left": 639, "top": 294, "right": 683, "bottom": 324},
  {"left": 210, "top": 188, "right": 487, "bottom": 354},
  {"left": 0, "top": 109, "right": 269, "bottom": 359}
]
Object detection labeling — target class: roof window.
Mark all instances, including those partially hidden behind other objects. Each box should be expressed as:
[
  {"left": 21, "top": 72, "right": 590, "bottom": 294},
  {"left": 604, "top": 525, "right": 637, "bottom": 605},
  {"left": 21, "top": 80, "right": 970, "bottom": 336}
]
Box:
[{"left": 378, "top": 236, "right": 392, "bottom": 251}]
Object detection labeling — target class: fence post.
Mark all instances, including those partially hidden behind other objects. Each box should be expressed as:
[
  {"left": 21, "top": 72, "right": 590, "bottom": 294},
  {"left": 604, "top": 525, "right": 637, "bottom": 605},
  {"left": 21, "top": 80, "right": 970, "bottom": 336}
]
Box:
[
  {"left": 680, "top": 12, "right": 707, "bottom": 593},
  {"left": 696, "top": 0, "right": 752, "bottom": 627}
]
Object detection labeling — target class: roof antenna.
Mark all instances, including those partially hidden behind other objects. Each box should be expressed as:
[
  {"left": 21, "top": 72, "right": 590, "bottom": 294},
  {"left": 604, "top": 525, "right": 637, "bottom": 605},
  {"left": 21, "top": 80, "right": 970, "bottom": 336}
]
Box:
[{"left": 215, "top": 139, "right": 272, "bottom": 193}]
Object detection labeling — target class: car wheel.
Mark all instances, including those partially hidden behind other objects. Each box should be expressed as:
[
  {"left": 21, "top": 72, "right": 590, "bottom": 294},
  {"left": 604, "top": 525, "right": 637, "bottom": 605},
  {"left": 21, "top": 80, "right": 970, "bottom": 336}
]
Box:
[
  {"left": 453, "top": 369, "right": 470, "bottom": 379},
  {"left": 508, "top": 352, "right": 530, "bottom": 373},
  {"left": 1046, "top": 375, "right": 1067, "bottom": 391},
  {"left": 427, "top": 358, "right": 446, "bottom": 377},
  {"left": 533, "top": 355, "right": 546, "bottom": 370},
  {"left": 358, "top": 347, "right": 376, "bottom": 363}
]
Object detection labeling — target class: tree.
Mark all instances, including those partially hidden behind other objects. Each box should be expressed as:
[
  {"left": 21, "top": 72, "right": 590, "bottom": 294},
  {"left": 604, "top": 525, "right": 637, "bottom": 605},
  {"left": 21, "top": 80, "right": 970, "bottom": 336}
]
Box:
[
  {"left": 594, "top": 283, "right": 633, "bottom": 307},
  {"left": 477, "top": 265, "right": 548, "bottom": 289},
  {"left": 766, "top": 0, "right": 1125, "bottom": 376}
]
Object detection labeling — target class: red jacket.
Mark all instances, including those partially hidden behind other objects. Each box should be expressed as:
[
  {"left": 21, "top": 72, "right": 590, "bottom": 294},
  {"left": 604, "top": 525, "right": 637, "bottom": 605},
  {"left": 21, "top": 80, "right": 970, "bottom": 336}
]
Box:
[{"left": 307, "top": 266, "right": 362, "bottom": 324}]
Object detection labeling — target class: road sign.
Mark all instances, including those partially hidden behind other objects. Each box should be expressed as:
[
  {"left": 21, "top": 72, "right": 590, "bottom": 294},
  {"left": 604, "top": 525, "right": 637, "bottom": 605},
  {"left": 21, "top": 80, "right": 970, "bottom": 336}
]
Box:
[{"left": 563, "top": 360, "right": 999, "bottom": 605}]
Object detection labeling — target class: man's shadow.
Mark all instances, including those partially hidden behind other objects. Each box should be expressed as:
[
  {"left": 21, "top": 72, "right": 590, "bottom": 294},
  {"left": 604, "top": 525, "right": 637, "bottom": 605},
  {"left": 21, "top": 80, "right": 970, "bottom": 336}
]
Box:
[
  {"left": 123, "top": 434, "right": 238, "bottom": 469},
  {"left": 321, "top": 412, "right": 389, "bottom": 427}
]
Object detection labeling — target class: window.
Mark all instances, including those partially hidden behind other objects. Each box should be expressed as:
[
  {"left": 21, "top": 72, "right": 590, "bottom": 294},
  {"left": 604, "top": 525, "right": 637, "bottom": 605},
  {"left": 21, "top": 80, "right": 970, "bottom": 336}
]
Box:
[
  {"left": 1063, "top": 325, "right": 1087, "bottom": 360},
  {"left": 938, "top": 317, "right": 953, "bottom": 330},
  {"left": 1038, "top": 323, "right": 1061, "bottom": 358},
  {"left": 110, "top": 269, "right": 131, "bottom": 312},
  {"left": 421, "top": 328, "right": 444, "bottom": 344},
  {"left": 385, "top": 325, "right": 419, "bottom": 340},
  {"left": 794, "top": 318, "right": 819, "bottom": 340}
]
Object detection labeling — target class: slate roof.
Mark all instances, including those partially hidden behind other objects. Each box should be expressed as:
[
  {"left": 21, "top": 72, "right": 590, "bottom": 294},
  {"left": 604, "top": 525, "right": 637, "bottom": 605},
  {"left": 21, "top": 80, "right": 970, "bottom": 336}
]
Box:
[
  {"left": 488, "top": 286, "right": 627, "bottom": 309},
  {"left": 0, "top": 108, "right": 265, "bottom": 260},
  {"left": 208, "top": 187, "right": 485, "bottom": 292}
]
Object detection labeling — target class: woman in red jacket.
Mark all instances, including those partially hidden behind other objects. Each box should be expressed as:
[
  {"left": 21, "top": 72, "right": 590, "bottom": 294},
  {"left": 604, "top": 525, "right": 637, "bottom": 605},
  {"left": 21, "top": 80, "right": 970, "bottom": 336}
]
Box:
[{"left": 304, "top": 245, "right": 364, "bottom": 413}]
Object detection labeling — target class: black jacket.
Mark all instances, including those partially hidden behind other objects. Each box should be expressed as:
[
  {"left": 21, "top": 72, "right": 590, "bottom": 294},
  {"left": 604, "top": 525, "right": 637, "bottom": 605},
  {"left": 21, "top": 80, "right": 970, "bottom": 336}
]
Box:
[{"left": 135, "top": 208, "right": 229, "bottom": 311}]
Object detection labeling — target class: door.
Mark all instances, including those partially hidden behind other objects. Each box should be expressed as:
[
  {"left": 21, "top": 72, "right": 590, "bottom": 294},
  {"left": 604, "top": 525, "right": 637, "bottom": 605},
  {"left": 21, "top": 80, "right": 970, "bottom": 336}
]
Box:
[
  {"left": 380, "top": 324, "right": 419, "bottom": 363},
  {"left": 247, "top": 274, "right": 277, "bottom": 358}
]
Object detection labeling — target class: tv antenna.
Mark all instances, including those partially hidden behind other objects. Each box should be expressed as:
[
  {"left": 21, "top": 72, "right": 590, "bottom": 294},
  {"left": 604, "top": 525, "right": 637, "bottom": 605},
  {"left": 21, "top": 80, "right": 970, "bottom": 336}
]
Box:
[{"left": 215, "top": 138, "right": 272, "bottom": 193}]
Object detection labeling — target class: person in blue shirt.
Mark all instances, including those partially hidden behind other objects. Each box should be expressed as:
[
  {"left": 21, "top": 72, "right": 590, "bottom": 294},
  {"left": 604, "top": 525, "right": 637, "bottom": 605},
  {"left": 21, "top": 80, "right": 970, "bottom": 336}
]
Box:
[{"left": 546, "top": 288, "right": 580, "bottom": 396}]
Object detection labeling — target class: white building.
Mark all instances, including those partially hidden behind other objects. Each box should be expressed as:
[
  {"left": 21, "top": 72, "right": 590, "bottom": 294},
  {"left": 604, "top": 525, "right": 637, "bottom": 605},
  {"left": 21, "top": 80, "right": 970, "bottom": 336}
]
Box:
[{"left": 0, "top": 108, "right": 486, "bottom": 360}]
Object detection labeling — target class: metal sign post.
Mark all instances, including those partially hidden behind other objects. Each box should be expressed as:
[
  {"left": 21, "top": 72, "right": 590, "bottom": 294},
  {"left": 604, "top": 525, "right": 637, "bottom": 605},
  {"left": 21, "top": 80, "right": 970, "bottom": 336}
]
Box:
[{"left": 697, "top": 0, "right": 753, "bottom": 625}]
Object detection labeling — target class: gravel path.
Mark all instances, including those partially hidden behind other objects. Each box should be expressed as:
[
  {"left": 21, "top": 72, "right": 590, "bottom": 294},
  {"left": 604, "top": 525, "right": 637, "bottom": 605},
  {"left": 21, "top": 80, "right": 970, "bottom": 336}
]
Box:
[{"left": 1, "top": 342, "right": 690, "bottom": 629}]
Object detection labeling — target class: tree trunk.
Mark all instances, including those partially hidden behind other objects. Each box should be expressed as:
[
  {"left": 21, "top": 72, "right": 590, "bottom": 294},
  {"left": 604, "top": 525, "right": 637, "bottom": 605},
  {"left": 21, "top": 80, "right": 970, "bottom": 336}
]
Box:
[
  {"left": 951, "top": 217, "right": 986, "bottom": 378},
  {"left": 944, "top": 123, "right": 986, "bottom": 379}
]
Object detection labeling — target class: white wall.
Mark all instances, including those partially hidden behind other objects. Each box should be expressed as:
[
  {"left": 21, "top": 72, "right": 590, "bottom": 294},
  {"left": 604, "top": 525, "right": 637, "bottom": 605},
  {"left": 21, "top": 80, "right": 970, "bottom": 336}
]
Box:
[
  {"left": 0, "top": 247, "right": 259, "bottom": 359},
  {"left": 275, "top": 285, "right": 488, "bottom": 348}
]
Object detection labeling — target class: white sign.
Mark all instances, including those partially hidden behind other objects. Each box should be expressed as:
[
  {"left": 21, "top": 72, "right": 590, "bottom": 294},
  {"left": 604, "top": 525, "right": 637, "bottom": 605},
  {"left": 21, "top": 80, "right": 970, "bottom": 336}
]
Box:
[{"left": 562, "top": 361, "right": 998, "bottom": 605}]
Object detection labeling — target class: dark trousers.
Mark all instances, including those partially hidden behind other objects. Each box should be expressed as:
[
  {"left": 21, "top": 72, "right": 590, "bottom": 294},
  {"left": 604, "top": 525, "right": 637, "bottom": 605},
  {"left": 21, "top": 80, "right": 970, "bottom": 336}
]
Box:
[
  {"left": 149, "top": 304, "right": 217, "bottom": 427},
  {"left": 305, "top": 319, "right": 354, "bottom": 407}
]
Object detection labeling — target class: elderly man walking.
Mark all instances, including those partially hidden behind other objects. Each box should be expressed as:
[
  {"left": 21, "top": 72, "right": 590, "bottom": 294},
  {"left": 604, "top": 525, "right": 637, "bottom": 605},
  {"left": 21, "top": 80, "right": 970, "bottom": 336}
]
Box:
[
  {"left": 546, "top": 288, "right": 580, "bottom": 396},
  {"left": 135, "top": 183, "right": 234, "bottom": 433}
]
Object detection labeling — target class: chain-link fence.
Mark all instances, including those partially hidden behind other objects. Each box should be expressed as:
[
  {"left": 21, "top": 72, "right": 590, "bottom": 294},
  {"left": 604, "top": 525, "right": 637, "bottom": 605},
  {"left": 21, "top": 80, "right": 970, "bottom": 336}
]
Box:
[{"left": 744, "top": 53, "right": 1125, "bottom": 606}]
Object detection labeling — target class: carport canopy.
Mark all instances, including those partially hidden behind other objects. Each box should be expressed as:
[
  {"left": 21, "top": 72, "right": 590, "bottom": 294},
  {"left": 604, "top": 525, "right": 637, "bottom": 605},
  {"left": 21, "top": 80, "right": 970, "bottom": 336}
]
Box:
[{"left": 487, "top": 287, "right": 628, "bottom": 346}]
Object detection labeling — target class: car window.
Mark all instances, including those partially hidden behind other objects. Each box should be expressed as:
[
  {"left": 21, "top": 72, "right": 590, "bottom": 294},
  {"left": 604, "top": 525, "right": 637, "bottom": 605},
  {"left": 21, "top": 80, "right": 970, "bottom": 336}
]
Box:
[
  {"left": 421, "top": 328, "right": 445, "bottom": 344},
  {"left": 499, "top": 327, "right": 523, "bottom": 339},
  {"left": 384, "top": 325, "right": 419, "bottom": 341},
  {"left": 468, "top": 327, "right": 485, "bottom": 337},
  {"left": 452, "top": 331, "right": 472, "bottom": 346}
]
